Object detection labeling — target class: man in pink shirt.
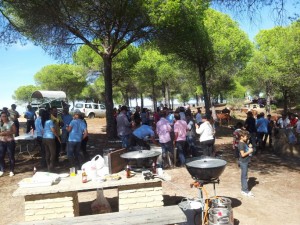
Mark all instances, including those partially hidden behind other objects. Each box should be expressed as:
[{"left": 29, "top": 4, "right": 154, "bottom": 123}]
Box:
[
  {"left": 173, "top": 113, "right": 188, "bottom": 166},
  {"left": 156, "top": 110, "right": 173, "bottom": 168}
]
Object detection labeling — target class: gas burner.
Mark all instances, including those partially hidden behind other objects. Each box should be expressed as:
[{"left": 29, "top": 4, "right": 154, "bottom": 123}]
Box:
[{"left": 193, "top": 178, "right": 220, "bottom": 186}]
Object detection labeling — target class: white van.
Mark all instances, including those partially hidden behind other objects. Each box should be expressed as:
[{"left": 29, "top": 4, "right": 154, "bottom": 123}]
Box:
[{"left": 73, "top": 102, "right": 106, "bottom": 118}]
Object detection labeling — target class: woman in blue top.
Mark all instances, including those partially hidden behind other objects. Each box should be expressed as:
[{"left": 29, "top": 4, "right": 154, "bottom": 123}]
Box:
[
  {"left": 66, "top": 110, "right": 88, "bottom": 169},
  {"left": 41, "top": 110, "right": 60, "bottom": 172}
]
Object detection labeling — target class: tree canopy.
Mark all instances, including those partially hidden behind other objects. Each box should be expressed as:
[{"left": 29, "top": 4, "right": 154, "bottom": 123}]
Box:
[
  {"left": 0, "top": 0, "right": 156, "bottom": 138},
  {"left": 34, "top": 64, "right": 87, "bottom": 103},
  {"left": 241, "top": 21, "right": 300, "bottom": 113},
  {"left": 1, "top": 0, "right": 300, "bottom": 136},
  {"left": 13, "top": 85, "right": 38, "bottom": 104}
]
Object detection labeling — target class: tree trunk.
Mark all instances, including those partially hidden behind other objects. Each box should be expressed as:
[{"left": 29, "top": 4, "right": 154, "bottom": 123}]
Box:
[
  {"left": 124, "top": 88, "right": 129, "bottom": 106},
  {"left": 103, "top": 55, "right": 117, "bottom": 138},
  {"left": 283, "top": 89, "right": 288, "bottom": 114},
  {"left": 152, "top": 79, "right": 157, "bottom": 112},
  {"left": 171, "top": 97, "right": 174, "bottom": 110},
  {"left": 162, "top": 82, "right": 166, "bottom": 106},
  {"left": 266, "top": 82, "right": 271, "bottom": 114},
  {"left": 140, "top": 93, "right": 144, "bottom": 109},
  {"left": 165, "top": 83, "right": 170, "bottom": 109},
  {"left": 198, "top": 66, "right": 210, "bottom": 113},
  {"left": 195, "top": 94, "right": 199, "bottom": 106}
]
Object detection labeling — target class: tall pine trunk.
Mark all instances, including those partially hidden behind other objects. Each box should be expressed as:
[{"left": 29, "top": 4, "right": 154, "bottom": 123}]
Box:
[
  {"left": 103, "top": 55, "right": 117, "bottom": 138},
  {"left": 199, "top": 66, "right": 210, "bottom": 114}
]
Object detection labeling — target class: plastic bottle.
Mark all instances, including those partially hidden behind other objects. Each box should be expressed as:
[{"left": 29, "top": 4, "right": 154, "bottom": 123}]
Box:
[
  {"left": 248, "top": 143, "right": 253, "bottom": 156},
  {"left": 152, "top": 161, "right": 156, "bottom": 174},
  {"left": 82, "top": 168, "right": 88, "bottom": 183},
  {"left": 126, "top": 165, "right": 131, "bottom": 178}
]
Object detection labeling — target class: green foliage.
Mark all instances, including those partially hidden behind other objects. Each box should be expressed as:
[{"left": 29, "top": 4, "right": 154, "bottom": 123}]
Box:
[
  {"left": 242, "top": 21, "right": 300, "bottom": 113},
  {"left": 150, "top": 1, "right": 213, "bottom": 111},
  {"left": 228, "top": 80, "right": 247, "bottom": 99},
  {"left": 0, "top": 0, "right": 156, "bottom": 138},
  {"left": 77, "top": 76, "right": 105, "bottom": 103},
  {"left": 74, "top": 43, "right": 140, "bottom": 104},
  {"left": 34, "top": 64, "right": 87, "bottom": 102},
  {"left": 73, "top": 43, "right": 103, "bottom": 71},
  {"left": 271, "top": 104, "right": 277, "bottom": 111},
  {"left": 13, "top": 85, "right": 39, "bottom": 104},
  {"left": 204, "top": 9, "right": 253, "bottom": 99}
]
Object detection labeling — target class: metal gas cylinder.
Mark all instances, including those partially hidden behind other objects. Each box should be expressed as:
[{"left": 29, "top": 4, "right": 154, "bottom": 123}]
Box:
[
  {"left": 208, "top": 207, "right": 232, "bottom": 225},
  {"left": 211, "top": 197, "right": 232, "bottom": 210},
  {"left": 208, "top": 197, "right": 233, "bottom": 225}
]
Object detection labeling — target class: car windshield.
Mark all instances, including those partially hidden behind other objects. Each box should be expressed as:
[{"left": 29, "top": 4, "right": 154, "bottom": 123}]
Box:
[{"left": 75, "top": 103, "right": 84, "bottom": 108}]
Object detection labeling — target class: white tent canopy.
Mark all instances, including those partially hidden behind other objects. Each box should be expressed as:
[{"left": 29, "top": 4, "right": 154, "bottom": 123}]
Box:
[{"left": 31, "top": 90, "right": 67, "bottom": 101}]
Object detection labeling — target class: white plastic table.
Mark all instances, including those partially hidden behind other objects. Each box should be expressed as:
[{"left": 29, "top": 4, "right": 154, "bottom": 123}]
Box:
[{"left": 14, "top": 134, "right": 36, "bottom": 158}]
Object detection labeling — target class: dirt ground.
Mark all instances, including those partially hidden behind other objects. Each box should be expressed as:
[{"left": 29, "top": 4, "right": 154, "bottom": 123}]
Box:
[{"left": 1, "top": 114, "right": 300, "bottom": 225}]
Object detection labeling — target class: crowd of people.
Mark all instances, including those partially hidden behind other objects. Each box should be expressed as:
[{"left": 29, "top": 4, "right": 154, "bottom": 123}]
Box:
[
  {"left": 232, "top": 111, "right": 299, "bottom": 198},
  {"left": 233, "top": 111, "right": 300, "bottom": 157},
  {"left": 115, "top": 105, "right": 217, "bottom": 168},
  {"left": 115, "top": 104, "right": 299, "bottom": 199},
  {"left": 0, "top": 104, "right": 89, "bottom": 177}
]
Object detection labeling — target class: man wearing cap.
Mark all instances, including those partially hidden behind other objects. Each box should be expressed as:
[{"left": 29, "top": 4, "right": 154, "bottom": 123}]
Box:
[
  {"left": 116, "top": 106, "right": 132, "bottom": 148},
  {"left": 195, "top": 114, "right": 215, "bottom": 156},
  {"left": 8, "top": 104, "right": 20, "bottom": 136},
  {"left": 66, "top": 109, "right": 88, "bottom": 169}
]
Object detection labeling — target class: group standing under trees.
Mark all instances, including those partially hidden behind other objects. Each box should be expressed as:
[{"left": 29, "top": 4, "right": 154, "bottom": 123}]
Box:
[{"left": 1, "top": 0, "right": 299, "bottom": 138}]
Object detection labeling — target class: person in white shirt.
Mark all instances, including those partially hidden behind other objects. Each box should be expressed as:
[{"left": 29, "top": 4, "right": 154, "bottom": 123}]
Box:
[
  {"left": 195, "top": 114, "right": 215, "bottom": 156},
  {"left": 277, "top": 114, "right": 290, "bottom": 129}
]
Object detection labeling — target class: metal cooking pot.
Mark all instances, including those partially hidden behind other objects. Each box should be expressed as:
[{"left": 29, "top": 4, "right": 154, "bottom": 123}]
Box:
[
  {"left": 120, "top": 150, "right": 161, "bottom": 170},
  {"left": 185, "top": 157, "right": 227, "bottom": 181},
  {"left": 120, "top": 150, "right": 161, "bottom": 159}
]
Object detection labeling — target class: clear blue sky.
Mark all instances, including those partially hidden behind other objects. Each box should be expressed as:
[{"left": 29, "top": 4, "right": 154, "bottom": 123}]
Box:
[
  {"left": 0, "top": 43, "right": 57, "bottom": 112},
  {"left": 0, "top": 2, "right": 298, "bottom": 112}
]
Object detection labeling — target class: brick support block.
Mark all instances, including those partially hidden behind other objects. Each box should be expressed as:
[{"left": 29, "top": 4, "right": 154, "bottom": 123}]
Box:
[
  {"left": 24, "top": 191, "right": 79, "bottom": 221},
  {"left": 118, "top": 181, "right": 163, "bottom": 211}
]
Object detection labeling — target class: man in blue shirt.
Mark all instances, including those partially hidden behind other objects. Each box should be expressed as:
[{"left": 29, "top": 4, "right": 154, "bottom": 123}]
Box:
[
  {"left": 256, "top": 112, "right": 269, "bottom": 152},
  {"left": 24, "top": 105, "right": 37, "bottom": 133},
  {"left": 131, "top": 119, "right": 159, "bottom": 150},
  {"left": 166, "top": 109, "right": 175, "bottom": 126}
]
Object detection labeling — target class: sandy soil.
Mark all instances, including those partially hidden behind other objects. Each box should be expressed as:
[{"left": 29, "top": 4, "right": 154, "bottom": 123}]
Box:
[{"left": 1, "top": 116, "right": 300, "bottom": 225}]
